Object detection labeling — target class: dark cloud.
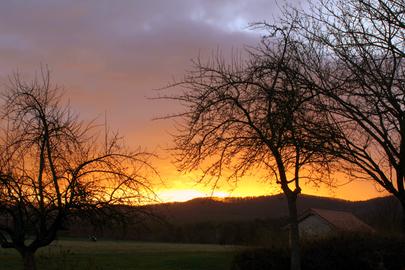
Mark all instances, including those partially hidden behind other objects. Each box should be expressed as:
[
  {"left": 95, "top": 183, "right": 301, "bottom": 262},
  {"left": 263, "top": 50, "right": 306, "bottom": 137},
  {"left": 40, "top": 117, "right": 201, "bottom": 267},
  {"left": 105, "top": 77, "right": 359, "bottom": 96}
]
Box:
[{"left": 0, "top": 0, "right": 283, "bottom": 138}]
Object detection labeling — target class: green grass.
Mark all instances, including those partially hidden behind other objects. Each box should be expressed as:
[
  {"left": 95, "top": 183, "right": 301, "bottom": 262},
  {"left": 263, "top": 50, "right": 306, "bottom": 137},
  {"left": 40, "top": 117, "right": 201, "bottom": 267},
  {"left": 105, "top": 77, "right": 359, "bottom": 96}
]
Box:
[{"left": 0, "top": 239, "right": 241, "bottom": 270}]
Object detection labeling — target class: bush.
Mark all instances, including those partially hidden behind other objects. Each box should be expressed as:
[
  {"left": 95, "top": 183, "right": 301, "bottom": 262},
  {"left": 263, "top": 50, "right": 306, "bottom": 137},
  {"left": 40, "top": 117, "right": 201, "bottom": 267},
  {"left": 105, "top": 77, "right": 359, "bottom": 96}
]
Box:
[
  {"left": 230, "top": 248, "right": 289, "bottom": 270},
  {"left": 231, "top": 234, "right": 405, "bottom": 270}
]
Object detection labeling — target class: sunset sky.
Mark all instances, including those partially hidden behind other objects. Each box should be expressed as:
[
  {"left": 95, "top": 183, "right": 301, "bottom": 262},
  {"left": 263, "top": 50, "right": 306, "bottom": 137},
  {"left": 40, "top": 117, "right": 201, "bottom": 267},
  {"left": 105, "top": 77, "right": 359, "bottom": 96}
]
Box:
[{"left": 0, "top": 0, "right": 389, "bottom": 202}]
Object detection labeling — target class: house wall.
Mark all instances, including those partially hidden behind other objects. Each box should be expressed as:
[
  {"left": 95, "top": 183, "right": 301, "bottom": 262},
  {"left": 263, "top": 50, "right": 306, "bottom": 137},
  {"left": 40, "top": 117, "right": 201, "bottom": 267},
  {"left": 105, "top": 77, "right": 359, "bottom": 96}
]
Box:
[{"left": 299, "top": 215, "right": 334, "bottom": 239}]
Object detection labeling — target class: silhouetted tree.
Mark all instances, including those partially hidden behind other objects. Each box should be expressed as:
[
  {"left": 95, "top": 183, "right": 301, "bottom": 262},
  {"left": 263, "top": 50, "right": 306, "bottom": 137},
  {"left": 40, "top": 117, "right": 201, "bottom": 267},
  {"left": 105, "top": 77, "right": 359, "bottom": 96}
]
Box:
[
  {"left": 281, "top": 0, "right": 405, "bottom": 230},
  {"left": 0, "top": 70, "right": 157, "bottom": 270},
  {"left": 164, "top": 25, "right": 337, "bottom": 270}
]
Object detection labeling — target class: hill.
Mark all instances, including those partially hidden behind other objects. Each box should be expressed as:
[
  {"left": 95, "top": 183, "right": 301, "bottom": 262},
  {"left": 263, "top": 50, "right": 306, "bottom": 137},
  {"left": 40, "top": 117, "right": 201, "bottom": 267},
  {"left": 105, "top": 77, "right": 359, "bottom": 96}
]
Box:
[
  {"left": 151, "top": 194, "right": 401, "bottom": 227},
  {"left": 65, "top": 194, "right": 402, "bottom": 244}
]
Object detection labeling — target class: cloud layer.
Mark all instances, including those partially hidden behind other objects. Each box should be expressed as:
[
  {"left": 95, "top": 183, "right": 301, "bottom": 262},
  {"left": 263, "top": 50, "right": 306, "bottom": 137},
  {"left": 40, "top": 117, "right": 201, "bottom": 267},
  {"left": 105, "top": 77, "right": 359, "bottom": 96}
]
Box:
[{"left": 0, "top": 0, "right": 282, "bottom": 137}]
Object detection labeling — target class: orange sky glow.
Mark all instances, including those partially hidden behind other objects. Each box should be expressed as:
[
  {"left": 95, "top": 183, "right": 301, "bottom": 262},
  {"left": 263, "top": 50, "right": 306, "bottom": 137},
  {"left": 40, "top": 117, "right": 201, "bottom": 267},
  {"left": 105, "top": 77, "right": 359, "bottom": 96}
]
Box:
[
  {"left": 153, "top": 160, "right": 389, "bottom": 203},
  {"left": 0, "top": 1, "right": 390, "bottom": 203}
]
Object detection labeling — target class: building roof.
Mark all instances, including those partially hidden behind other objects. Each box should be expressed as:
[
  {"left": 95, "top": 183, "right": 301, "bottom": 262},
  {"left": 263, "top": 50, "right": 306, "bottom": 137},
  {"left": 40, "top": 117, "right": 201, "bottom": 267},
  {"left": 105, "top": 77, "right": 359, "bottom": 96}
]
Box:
[{"left": 299, "top": 208, "right": 375, "bottom": 233}]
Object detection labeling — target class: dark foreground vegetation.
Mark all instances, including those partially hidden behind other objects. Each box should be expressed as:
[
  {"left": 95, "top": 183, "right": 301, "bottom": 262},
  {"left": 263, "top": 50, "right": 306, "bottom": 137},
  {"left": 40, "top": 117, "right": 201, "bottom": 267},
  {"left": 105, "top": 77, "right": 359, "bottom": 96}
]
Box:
[{"left": 231, "top": 234, "right": 405, "bottom": 270}]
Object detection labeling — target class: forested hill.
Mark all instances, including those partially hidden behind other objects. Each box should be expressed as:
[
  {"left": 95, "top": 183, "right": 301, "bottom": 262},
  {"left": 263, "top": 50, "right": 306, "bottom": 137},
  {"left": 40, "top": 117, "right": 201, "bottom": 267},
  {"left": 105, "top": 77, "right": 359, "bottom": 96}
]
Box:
[
  {"left": 65, "top": 194, "right": 401, "bottom": 243},
  {"left": 150, "top": 194, "right": 401, "bottom": 227}
]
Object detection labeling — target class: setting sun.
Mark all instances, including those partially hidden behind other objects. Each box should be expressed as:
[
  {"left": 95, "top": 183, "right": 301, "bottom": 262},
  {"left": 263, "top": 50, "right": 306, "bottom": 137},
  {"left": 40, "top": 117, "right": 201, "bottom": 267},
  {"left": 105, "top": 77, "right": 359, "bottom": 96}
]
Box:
[{"left": 157, "top": 189, "right": 230, "bottom": 203}]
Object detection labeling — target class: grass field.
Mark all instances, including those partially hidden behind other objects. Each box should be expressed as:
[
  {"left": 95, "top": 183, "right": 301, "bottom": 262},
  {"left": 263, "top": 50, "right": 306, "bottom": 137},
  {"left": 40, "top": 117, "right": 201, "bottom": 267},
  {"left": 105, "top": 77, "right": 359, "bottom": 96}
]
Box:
[{"left": 0, "top": 239, "right": 241, "bottom": 270}]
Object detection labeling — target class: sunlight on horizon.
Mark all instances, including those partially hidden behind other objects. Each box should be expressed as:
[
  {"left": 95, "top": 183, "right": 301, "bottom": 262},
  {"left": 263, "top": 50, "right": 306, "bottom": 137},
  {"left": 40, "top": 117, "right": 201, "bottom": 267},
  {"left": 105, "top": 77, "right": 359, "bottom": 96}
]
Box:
[
  {"left": 157, "top": 189, "right": 230, "bottom": 203},
  {"left": 153, "top": 172, "right": 389, "bottom": 203}
]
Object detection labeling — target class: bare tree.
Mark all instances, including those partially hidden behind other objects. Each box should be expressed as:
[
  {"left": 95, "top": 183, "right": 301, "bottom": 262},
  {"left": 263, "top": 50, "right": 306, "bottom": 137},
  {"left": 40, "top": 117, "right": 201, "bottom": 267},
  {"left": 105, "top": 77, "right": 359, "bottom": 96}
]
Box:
[
  {"left": 281, "top": 0, "right": 405, "bottom": 230},
  {"left": 0, "top": 70, "right": 157, "bottom": 270},
  {"left": 164, "top": 26, "right": 336, "bottom": 270}
]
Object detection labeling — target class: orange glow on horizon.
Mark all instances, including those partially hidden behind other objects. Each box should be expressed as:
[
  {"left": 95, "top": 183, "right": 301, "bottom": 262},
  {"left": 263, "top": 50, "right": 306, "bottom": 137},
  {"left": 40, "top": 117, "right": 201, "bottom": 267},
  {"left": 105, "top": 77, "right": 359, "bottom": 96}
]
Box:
[
  {"left": 154, "top": 184, "right": 389, "bottom": 203},
  {"left": 151, "top": 158, "right": 390, "bottom": 203},
  {"left": 121, "top": 117, "right": 391, "bottom": 203},
  {"left": 157, "top": 189, "right": 230, "bottom": 203}
]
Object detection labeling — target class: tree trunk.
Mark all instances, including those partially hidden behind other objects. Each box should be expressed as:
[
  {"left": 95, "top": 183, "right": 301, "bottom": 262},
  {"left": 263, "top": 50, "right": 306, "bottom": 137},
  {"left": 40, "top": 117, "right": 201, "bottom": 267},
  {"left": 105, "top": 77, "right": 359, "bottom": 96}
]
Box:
[
  {"left": 287, "top": 193, "right": 301, "bottom": 270},
  {"left": 21, "top": 250, "right": 37, "bottom": 270},
  {"left": 399, "top": 195, "right": 405, "bottom": 234}
]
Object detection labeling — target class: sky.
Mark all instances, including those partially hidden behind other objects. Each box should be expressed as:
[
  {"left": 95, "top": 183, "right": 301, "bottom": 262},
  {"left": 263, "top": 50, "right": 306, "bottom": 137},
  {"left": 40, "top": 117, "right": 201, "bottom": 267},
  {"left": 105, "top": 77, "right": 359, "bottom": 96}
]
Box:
[{"left": 0, "top": 0, "right": 389, "bottom": 202}]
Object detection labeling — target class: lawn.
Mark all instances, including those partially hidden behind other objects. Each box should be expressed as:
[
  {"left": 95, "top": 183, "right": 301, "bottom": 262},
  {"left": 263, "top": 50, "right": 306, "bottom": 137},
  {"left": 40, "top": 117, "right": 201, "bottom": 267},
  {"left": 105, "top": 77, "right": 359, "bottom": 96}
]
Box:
[{"left": 0, "top": 239, "right": 241, "bottom": 270}]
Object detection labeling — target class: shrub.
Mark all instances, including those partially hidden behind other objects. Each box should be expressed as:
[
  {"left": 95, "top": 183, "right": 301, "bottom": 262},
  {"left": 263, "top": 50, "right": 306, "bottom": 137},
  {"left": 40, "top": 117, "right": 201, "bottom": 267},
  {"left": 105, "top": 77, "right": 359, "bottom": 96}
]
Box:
[
  {"left": 230, "top": 248, "right": 289, "bottom": 270},
  {"left": 231, "top": 234, "right": 405, "bottom": 270}
]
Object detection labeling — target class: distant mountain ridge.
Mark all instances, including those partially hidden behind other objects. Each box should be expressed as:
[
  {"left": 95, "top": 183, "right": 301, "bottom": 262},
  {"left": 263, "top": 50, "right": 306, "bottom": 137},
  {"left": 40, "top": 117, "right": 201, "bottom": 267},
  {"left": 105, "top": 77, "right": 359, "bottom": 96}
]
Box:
[{"left": 151, "top": 194, "right": 401, "bottom": 228}]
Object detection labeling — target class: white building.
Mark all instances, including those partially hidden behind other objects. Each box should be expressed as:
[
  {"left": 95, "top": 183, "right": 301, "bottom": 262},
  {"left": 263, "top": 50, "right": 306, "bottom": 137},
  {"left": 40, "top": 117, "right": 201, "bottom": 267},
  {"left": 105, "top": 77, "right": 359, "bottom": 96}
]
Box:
[{"left": 297, "top": 208, "right": 375, "bottom": 239}]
